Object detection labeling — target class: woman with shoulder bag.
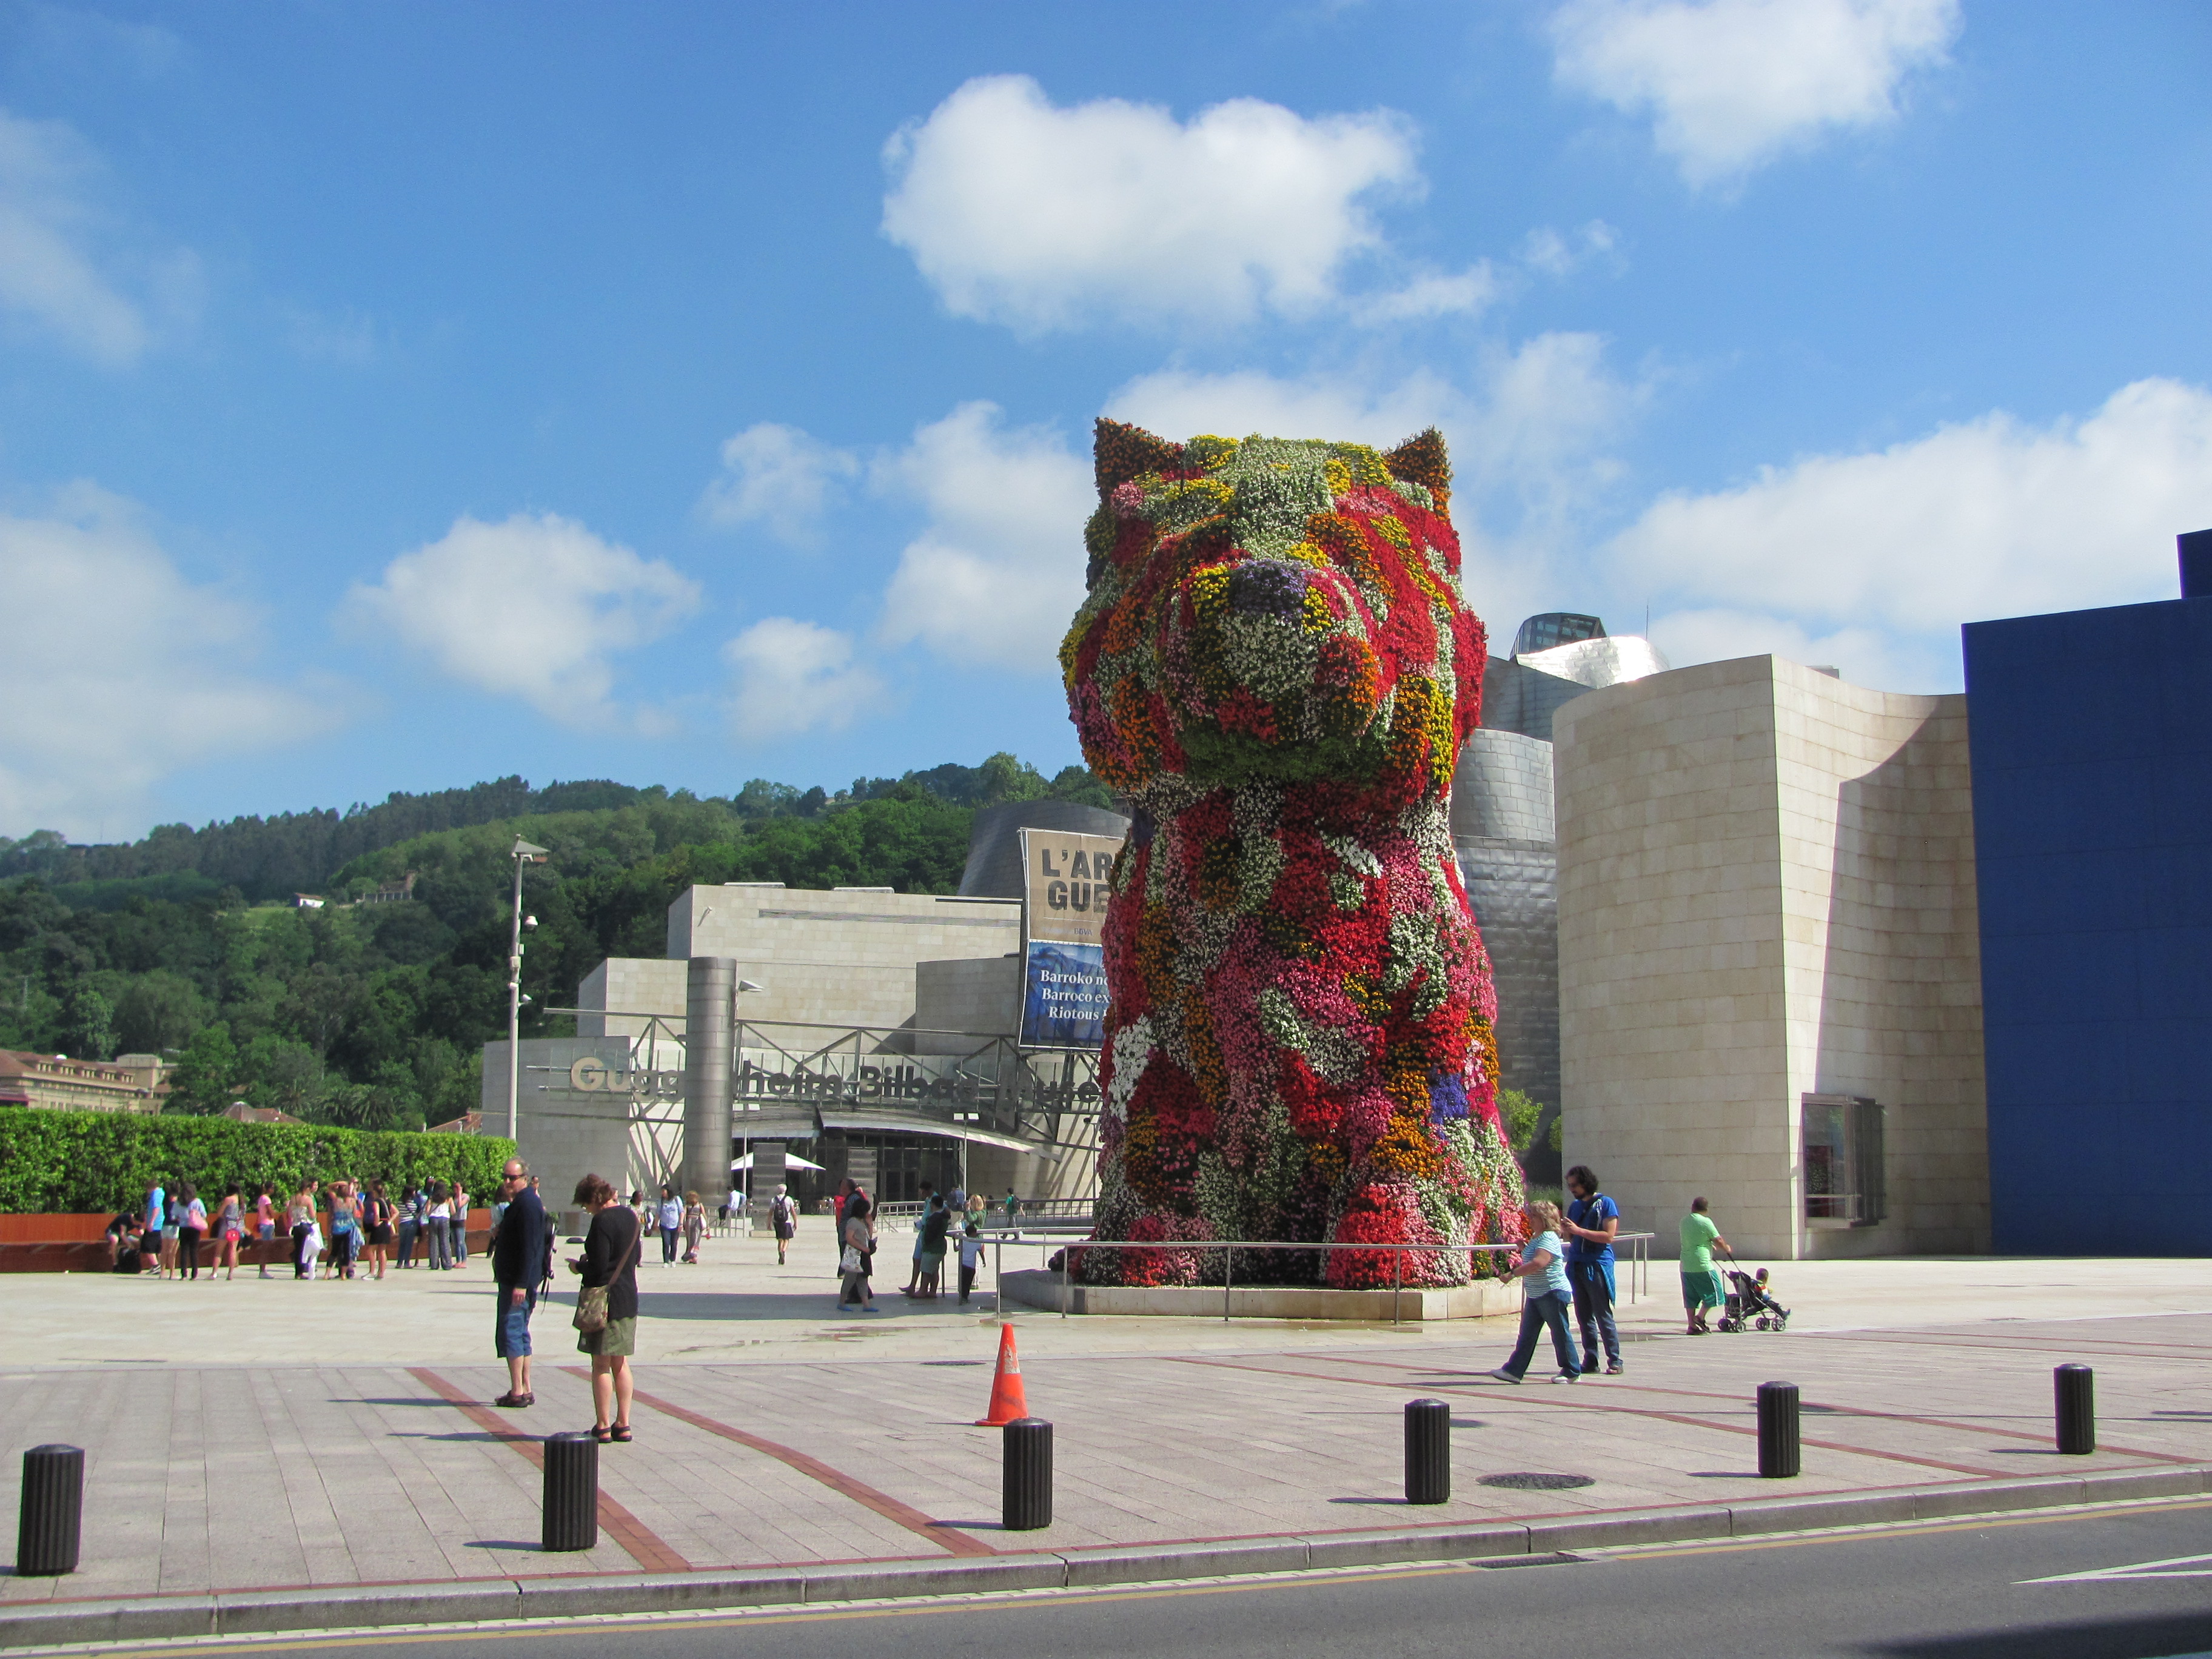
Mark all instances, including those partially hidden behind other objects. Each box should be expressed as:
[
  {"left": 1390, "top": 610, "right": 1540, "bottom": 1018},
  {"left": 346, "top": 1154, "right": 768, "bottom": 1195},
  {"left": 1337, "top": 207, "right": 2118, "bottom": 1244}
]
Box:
[
  {"left": 838, "top": 1193, "right": 877, "bottom": 1313},
  {"left": 568, "top": 1173, "right": 642, "bottom": 1444}
]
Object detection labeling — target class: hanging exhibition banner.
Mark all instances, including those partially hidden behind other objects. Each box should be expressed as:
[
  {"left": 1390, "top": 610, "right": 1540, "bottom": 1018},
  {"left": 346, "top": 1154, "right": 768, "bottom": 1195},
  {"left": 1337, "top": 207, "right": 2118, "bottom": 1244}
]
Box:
[{"left": 1018, "top": 826, "right": 1122, "bottom": 1050}]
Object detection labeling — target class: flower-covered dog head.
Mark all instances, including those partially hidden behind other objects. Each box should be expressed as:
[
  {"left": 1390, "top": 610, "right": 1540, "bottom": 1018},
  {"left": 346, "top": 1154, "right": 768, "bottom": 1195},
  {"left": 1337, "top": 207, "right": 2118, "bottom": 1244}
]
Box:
[{"left": 1061, "top": 420, "right": 1482, "bottom": 810}]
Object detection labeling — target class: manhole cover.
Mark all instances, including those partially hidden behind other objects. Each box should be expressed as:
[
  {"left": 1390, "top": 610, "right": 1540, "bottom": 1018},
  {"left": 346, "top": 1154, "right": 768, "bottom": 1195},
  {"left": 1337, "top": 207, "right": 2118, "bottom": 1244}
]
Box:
[{"left": 1479, "top": 1473, "right": 1595, "bottom": 1491}]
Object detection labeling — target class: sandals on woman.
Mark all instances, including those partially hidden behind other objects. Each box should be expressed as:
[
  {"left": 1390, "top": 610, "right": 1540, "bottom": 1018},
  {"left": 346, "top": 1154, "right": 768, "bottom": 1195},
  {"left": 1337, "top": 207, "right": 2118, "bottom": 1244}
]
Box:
[
  {"left": 611, "top": 1423, "right": 632, "bottom": 1442},
  {"left": 591, "top": 1424, "right": 612, "bottom": 1443}
]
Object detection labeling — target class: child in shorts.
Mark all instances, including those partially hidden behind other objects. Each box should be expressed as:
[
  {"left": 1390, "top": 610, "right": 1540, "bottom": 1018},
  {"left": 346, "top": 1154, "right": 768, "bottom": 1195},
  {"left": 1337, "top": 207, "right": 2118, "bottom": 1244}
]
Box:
[{"left": 956, "top": 1218, "right": 987, "bottom": 1305}]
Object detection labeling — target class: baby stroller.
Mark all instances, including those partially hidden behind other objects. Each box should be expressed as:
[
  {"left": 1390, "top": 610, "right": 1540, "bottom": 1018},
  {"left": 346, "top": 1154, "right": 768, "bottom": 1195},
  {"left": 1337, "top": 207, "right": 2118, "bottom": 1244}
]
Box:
[{"left": 1714, "top": 1252, "right": 1790, "bottom": 1332}]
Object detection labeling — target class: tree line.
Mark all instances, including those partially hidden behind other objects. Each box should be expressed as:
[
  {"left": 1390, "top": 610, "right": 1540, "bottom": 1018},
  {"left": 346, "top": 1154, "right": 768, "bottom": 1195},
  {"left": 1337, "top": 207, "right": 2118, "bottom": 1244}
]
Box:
[{"left": 0, "top": 755, "right": 1112, "bottom": 1133}]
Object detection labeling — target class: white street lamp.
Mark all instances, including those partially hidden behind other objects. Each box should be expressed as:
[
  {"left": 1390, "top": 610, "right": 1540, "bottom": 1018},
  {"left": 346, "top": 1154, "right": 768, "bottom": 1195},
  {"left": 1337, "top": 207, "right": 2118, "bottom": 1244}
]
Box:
[{"left": 506, "top": 837, "right": 549, "bottom": 1142}]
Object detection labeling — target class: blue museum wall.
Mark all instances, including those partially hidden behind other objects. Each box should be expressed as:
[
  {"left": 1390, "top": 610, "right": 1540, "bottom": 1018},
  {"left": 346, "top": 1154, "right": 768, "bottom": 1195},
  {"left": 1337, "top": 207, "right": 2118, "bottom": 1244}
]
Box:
[{"left": 1965, "top": 571, "right": 2212, "bottom": 1253}]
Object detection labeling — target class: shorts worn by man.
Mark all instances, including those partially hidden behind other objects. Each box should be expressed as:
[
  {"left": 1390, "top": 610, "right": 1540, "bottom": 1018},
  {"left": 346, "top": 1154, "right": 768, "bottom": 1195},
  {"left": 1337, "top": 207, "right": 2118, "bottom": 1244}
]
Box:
[{"left": 494, "top": 1161, "right": 551, "bottom": 1408}]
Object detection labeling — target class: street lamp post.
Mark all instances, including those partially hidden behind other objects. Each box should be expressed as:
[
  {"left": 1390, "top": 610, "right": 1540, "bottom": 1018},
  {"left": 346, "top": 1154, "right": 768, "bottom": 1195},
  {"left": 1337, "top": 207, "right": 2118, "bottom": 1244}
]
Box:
[{"left": 506, "top": 837, "right": 549, "bottom": 1143}]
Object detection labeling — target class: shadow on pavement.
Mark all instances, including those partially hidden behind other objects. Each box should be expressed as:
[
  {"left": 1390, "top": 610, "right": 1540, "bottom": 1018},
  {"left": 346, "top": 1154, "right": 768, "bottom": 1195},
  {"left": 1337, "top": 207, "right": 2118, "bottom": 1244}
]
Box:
[{"left": 1862, "top": 1611, "right": 2212, "bottom": 1658}]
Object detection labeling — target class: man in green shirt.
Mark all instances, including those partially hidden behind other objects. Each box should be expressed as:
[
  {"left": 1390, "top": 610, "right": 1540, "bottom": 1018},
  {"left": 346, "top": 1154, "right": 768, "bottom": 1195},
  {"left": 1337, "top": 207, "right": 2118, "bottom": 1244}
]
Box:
[{"left": 1679, "top": 1197, "right": 1729, "bottom": 1335}]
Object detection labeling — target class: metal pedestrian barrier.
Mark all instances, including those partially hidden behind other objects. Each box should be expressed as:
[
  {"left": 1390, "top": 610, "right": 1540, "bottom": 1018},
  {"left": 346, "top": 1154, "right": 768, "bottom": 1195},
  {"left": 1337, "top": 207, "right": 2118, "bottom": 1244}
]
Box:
[
  {"left": 2055, "top": 1364, "right": 2095, "bottom": 1455},
  {"left": 541, "top": 1432, "right": 600, "bottom": 1551},
  {"left": 15, "top": 1444, "right": 82, "bottom": 1577},
  {"left": 1002, "top": 1418, "right": 1053, "bottom": 1530},
  {"left": 1757, "top": 1382, "right": 1800, "bottom": 1478},
  {"left": 1404, "top": 1399, "right": 1451, "bottom": 1504}
]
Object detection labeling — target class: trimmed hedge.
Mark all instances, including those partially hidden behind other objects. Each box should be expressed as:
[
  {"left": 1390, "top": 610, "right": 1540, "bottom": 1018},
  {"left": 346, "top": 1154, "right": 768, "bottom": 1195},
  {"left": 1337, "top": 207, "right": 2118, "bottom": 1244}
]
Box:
[{"left": 0, "top": 1107, "right": 517, "bottom": 1214}]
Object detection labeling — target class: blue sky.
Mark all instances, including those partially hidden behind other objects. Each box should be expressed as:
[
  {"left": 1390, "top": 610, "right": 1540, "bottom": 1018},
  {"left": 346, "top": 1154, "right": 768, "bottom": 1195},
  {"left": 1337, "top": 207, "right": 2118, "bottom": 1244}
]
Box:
[{"left": 2, "top": 0, "right": 2208, "bottom": 840}]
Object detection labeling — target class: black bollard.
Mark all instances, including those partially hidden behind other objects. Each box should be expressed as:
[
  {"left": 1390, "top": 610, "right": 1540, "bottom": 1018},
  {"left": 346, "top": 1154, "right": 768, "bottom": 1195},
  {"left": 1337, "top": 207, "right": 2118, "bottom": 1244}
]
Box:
[
  {"left": 541, "top": 1432, "right": 599, "bottom": 1552},
  {"left": 16, "top": 1445, "right": 83, "bottom": 1577},
  {"left": 1757, "top": 1382, "right": 1800, "bottom": 1478},
  {"left": 1003, "top": 1417, "right": 1053, "bottom": 1531},
  {"left": 1404, "top": 1398, "right": 1451, "bottom": 1504},
  {"left": 2056, "top": 1364, "right": 2096, "bottom": 1455}
]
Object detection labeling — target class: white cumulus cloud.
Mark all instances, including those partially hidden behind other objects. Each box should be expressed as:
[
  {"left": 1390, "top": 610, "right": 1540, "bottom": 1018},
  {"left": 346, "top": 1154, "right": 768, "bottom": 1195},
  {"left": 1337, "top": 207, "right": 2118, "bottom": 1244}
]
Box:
[
  {"left": 1550, "top": 0, "right": 1960, "bottom": 186},
  {"left": 724, "top": 617, "right": 885, "bottom": 742},
  {"left": 0, "top": 484, "right": 335, "bottom": 836},
  {"left": 347, "top": 512, "right": 700, "bottom": 729},
  {"left": 699, "top": 421, "right": 861, "bottom": 545},
  {"left": 874, "top": 401, "right": 1096, "bottom": 672},
  {"left": 1353, "top": 263, "right": 1500, "bottom": 327},
  {"left": 881, "top": 74, "right": 1421, "bottom": 332},
  {"left": 1616, "top": 378, "right": 2212, "bottom": 688},
  {"left": 0, "top": 107, "right": 159, "bottom": 362},
  {"left": 1518, "top": 220, "right": 1621, "bottom": 277}
]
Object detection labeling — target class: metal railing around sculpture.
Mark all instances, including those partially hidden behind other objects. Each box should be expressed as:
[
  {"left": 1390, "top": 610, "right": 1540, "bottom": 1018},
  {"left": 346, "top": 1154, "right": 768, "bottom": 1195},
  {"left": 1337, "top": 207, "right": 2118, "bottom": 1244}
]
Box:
[{"left": 962, "top": 1229, "right": 1655, "bottom": 1326}]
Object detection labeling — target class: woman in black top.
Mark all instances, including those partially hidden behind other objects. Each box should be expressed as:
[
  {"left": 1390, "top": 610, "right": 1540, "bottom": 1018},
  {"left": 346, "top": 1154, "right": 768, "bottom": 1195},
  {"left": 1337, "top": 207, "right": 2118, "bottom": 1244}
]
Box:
[{"left": 569, "top": 1173, "right": 642, "bottom": 1443}]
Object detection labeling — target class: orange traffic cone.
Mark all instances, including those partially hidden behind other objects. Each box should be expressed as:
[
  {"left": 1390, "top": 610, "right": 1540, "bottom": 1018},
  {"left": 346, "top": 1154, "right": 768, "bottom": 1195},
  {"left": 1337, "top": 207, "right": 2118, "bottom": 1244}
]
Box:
[{"left": 974, "top": 1322, "right": 1030, "bottom": 1426}]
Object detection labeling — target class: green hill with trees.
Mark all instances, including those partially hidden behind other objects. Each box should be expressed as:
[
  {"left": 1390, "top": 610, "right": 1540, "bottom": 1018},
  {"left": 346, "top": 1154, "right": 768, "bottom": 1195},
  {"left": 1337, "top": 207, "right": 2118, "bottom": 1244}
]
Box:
[{"left": 0, "top": 754, "right": 1108, "bottom": 1134}]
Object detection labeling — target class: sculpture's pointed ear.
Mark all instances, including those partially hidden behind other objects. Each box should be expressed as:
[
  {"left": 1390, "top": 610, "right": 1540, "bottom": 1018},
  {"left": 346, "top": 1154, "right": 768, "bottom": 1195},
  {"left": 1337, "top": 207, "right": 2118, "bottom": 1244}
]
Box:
[
  {"left": 1094, "top": 417, "right": 1184, "bottom": 498},
  {"left": 1382, "top": 427, "right": 1452, "bottom": 512}
]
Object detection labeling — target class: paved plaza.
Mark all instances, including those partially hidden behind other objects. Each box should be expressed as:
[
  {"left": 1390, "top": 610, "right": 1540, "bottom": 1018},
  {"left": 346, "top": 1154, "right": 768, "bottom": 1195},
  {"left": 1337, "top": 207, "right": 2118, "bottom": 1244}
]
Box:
[{"left": 3, "top": 1233, "right": 2210, "bottom": 1626}]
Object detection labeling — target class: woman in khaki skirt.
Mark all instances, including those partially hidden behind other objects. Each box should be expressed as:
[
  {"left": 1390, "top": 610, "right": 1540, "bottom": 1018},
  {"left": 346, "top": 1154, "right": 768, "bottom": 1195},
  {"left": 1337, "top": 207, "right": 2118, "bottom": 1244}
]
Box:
[{"left": 568, "top": 1174, "right": 643, "bottom": 1443}]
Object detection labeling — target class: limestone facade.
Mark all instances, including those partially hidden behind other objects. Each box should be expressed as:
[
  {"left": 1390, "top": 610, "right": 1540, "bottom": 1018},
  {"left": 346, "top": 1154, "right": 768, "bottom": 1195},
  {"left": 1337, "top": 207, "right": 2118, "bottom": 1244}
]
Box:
[
  {"left": 666, "top": 884, "right": 1022, "bottom": 1034},
  {"left": 1554, "top": 655, "right": 1987, "bottom": 1262}
]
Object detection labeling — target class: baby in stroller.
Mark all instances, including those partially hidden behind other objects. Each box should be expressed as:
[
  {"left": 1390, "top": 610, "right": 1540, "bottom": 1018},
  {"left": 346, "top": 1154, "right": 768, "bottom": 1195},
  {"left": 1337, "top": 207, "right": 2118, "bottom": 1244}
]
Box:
[{"left": 1717, "top": 1259, "right": 1790, "bottom": 1332}]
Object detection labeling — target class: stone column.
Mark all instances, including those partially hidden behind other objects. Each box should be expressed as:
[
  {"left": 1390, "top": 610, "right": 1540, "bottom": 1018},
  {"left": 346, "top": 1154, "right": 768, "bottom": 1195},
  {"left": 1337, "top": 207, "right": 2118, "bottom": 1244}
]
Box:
[{"left": 682, "top": 957, "right": 736, "bottom": 1204}]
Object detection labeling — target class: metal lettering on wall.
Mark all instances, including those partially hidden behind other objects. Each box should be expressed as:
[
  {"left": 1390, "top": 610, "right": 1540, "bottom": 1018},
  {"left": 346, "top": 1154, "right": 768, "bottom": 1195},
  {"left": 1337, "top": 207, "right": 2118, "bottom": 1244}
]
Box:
[
  {"left": 735, "top": 1052, "right": 1100, "bottom": 1114},
  {"left": 566, "top": 1056, "right": 684, "bottom": 1098},
  {"left": 539, "top": 1044, "right": 1101, "bottom": 1116}
]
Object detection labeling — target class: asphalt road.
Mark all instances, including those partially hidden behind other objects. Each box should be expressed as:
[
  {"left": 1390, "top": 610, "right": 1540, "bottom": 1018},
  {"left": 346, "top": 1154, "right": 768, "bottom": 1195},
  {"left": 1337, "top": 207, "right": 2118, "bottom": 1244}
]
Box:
[{"left": 81, "top": 1500, "right": 2212, "bottom": 1659}]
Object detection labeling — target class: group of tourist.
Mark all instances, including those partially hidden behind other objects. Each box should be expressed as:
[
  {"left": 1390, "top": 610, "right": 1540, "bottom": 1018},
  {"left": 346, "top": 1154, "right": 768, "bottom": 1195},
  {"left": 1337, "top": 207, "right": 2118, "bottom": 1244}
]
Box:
[
  {"left": 104, "top": 1174, "right": 488, "bottom": 1282},
  {"left": 1489, "top": 1169, "right": 1752, "bottom": 1381},
  {"left": 484, "top": 1157, "right": 639, "bottom": 1446},
  {"left": 817, "top": 1178, "right": 991, "bottom": 1315},
  {"left": 627, "top": 1186, "right": 709, "bottom": 1265},
  {"left": 897, "top": 1184, "right": 988, "bottom": 1304}
]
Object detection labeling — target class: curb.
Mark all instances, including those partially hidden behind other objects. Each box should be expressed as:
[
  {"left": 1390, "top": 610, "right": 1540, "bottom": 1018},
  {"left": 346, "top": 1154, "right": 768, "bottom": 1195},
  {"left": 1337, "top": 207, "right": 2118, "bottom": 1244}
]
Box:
[{"left": 2, "top": 1466, "right": 2205, "bottom": 1647}]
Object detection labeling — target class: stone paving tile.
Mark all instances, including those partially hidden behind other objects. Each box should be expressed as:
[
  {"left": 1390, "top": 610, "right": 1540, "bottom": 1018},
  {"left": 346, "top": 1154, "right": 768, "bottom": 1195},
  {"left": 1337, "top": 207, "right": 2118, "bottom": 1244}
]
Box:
[{"left": 4, "top": 1307, "right": 2209, "bottom": 1599}]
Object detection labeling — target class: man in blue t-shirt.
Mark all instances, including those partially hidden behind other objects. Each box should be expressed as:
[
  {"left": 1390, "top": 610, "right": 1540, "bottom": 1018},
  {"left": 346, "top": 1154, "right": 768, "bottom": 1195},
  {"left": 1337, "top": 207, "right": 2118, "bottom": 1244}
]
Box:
[{"left": 1560, "top": 1164, "right": 1623, "bottom": 1376}]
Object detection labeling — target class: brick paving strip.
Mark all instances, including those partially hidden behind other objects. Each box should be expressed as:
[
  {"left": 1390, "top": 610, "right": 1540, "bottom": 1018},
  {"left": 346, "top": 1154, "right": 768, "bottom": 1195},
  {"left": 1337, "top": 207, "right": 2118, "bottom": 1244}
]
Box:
[
  {"left": 406, "top": 1368, "right": 691, "bottom": 1572},
  {"left": 562, "top": 1367, "right": 996, "bottom": 1558}
]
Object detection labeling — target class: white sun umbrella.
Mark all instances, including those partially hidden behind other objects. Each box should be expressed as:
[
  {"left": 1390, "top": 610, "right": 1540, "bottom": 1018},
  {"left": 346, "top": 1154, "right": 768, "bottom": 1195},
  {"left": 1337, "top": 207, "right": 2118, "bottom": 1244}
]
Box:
[{"left": 731, "top": 1152, "right": 825, "bottom": 1171}]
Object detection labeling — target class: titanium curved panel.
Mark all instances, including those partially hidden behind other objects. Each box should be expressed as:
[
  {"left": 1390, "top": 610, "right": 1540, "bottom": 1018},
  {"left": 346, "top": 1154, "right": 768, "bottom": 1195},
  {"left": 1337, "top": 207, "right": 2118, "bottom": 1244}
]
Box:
[
  {"left": 1450, "top": 728, "right": 1555, "bottom": 843},
  {"left": 1515, "top": 634, "right": 1672, "bottom": 691},
  {"left": 1455, "top": 837, "right": 1560, "bottom": 1120}
]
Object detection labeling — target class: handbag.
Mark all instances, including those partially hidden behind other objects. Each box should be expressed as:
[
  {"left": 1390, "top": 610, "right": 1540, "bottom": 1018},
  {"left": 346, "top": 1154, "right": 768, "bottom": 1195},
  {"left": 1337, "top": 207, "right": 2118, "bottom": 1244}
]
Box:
[
  {"left": 574, "top": 1214, "right": 643, "bottom": 1334},
  {"left": 839, "top": 1245, "right": 863, "bottom": 1273}
]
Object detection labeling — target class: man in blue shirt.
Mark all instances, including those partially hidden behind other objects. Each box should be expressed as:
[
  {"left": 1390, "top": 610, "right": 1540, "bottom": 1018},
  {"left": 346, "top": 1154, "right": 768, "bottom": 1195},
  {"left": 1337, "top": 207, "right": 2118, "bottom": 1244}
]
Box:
[
  {"left": 492, "top": 1159, "right": 551, "bottom": 1409},
  {"left": 1560, "top": 1164, "right": 1623, "bottom": 1376}
]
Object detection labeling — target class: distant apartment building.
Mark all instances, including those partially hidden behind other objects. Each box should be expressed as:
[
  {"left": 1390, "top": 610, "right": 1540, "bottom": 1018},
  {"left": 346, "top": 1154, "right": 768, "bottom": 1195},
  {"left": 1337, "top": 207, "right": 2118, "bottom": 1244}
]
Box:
[{"left": 0, "top": 1051, "right": 170, "bottom": 1114}]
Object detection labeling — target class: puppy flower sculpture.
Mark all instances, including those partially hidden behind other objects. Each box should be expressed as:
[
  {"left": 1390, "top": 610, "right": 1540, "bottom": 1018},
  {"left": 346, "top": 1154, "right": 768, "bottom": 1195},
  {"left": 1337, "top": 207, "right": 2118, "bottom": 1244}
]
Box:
[{"left": 1062, "top": 420, "right": 1526, "bottom": 1289}]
